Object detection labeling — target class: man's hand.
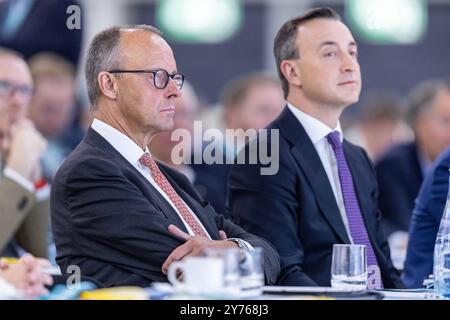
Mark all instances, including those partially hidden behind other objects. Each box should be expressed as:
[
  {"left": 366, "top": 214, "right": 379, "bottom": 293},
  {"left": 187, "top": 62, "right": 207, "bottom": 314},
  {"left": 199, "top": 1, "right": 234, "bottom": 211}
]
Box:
[
  {"left": 0, "top": 254, "right": 53, "bottom": 298},
  {"left": 161, "top": 225, "right": 237, "bottom": 275},
  {"left": 5, "top": 119, "right": 47, "bottom": 182},
  {"left": 0, "top": 113, "right": 11, "bottom": 156}
]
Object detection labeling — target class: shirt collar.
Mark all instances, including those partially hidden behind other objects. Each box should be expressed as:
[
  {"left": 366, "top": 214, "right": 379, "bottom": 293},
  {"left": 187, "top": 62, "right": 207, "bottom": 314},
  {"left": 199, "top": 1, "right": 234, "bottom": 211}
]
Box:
[
  {"left": 287, "top": 102, "right": 343, "bottom": 145},
  {"left": 91, "top": 118, "right": 149, "bottom": 167},
  {"left": 416, "top": 147, "right": 432, "bottom": 176}
]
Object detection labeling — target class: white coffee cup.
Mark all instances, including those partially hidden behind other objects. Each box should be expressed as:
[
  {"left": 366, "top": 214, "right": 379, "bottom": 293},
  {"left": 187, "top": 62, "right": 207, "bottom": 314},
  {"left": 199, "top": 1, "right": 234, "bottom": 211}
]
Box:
[{"left": 167, "top": 256, "right": 225, "bottom": 294}]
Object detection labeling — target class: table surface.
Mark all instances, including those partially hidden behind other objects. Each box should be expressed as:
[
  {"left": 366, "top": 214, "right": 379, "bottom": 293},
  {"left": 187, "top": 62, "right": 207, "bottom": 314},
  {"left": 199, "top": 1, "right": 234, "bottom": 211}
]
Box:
[{"left": 146, "top": 284, "right": 438, "bottom": 300}]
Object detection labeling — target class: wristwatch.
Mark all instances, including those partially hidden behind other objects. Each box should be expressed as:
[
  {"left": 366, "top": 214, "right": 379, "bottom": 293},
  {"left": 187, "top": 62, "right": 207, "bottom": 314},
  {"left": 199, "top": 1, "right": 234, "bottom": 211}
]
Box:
[{"left": 228, "top": 238, "right": 247, "bottom": 250}]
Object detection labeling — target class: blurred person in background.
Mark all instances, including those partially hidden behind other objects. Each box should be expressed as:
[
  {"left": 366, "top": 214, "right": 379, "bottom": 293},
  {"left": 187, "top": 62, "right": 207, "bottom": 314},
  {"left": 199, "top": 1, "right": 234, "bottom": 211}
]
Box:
[
  {"left": 0, "top": 47, "right": 49, "bottom": 259},
  {"left": 0, "top": 0, "right": 86, "bottom": 161},
  {"left": 26, "top": 52, "right": 78, "bottom": 265},
  {"left": 150, "top": 75, "right": 284, "bottom": 215},
  {"left": 27, "top": 52, "right": 77, "bottom": 182},
  {"left": 0, "top": 0, "right": 83, "bottom": 68},
  {"left": 344, "top": 90, "right": 411, "bottom": 162},
  {"left": 221, "top": 73, "right": 285, "bottom": 157},
  {"left": 148, "top": 81, "right": 200, "bottom": 180},
  {"left": 191, "top": 73, "right": 284, "bottom": 215},
  {"left": 148, "top": 81, "right": 227, "bottom": 212},
  {"left": 375, "top": 79, "right": 450, "bottom": 271}
]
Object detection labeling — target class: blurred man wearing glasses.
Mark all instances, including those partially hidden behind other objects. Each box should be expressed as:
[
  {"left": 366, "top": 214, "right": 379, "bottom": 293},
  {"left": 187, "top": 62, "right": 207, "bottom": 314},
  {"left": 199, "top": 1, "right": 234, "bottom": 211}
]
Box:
[
  {"left": 51, "top": 25, "right": 280, "bottom": 288},
  {"left": 0, "top": 47, "right": 49, "bottom": 259}
]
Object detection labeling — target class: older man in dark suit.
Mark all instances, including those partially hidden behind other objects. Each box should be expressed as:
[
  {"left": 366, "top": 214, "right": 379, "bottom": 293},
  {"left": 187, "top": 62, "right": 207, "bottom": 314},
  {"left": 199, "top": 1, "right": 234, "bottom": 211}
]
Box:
[
  {"left": 51, "top": 25, "right": 280, "bottom": 288},
  {"left": 228, "top": 7, "right": 403, "bottom": 289}
]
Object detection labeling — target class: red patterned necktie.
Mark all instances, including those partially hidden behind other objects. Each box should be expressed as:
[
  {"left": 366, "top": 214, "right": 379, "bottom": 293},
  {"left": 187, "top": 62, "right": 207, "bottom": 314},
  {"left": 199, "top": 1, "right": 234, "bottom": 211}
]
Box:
[{"left": 139, "top": 153, "right": 208, "bottom": 237}]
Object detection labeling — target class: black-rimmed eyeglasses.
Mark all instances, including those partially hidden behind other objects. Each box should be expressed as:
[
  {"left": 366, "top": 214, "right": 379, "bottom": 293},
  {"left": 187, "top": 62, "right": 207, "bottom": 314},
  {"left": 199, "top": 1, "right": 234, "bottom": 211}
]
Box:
[
  {"left": 108, "top": 69, "right": 185, "bottom": 90},
  {"left": 0, "top": 80, "right": 33, "bottom": 100}
]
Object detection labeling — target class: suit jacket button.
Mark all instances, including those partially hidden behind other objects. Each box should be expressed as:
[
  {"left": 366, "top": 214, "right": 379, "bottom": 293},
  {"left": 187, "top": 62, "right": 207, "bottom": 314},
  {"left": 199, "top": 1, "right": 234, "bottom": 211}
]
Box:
[{"left": 17, "top": 197, "right": 28, "bottom": 211}]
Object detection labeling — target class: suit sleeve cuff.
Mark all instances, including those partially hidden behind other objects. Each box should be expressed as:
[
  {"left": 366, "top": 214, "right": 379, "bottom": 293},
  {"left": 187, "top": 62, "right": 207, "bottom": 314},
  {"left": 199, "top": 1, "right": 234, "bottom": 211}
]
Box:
[
  {"left": 3, "top": 167, "right": 34, "bottom": 193},
  {"left": 0, "top": 276, "right": 22, "bottom": 299},
  {"left": 227, "top": 238, "right": 254, "bottom": 251}
]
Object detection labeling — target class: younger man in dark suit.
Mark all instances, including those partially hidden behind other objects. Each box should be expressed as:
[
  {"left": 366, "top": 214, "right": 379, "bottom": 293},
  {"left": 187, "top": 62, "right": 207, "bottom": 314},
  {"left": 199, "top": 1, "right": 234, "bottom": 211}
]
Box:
[{"left": 228, "top": 7, "right": 403, "bottom": 289}]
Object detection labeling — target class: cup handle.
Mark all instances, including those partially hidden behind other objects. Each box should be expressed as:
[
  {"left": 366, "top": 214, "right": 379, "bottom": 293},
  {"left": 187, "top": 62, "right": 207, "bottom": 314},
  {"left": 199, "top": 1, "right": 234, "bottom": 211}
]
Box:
[{"left": 167, "top": 261, "right": 185, "bottom": 289}]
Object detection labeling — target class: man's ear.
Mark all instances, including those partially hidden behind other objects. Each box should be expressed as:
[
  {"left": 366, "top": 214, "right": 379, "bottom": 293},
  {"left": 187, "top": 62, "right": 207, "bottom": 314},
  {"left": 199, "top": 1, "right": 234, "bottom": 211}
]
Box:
[
  {"left": 280, "top": 60, "right": 302, "bottom": 88},
  {"left": 98, "top": 71, "right": 118, "bottom": 100}
]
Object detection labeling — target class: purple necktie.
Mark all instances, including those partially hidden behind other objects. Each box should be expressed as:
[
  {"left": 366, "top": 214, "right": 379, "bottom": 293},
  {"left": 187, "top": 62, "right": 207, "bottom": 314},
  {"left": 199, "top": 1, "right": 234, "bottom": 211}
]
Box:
[{"left": 327, "top": 131, "right": 383, "bottom": 289}]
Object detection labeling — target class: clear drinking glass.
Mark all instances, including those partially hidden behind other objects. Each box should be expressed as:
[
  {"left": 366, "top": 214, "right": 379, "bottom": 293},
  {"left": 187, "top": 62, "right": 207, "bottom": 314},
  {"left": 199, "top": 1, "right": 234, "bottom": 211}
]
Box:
[
  {"left": 239, "top": 247, "right": 264, "bottom": 291},
  {"left": 204, "top": 248, "right": 241, "bottom": 293},
  {"left": 331, "top": 244, "right": 367, "bottom": 291}
]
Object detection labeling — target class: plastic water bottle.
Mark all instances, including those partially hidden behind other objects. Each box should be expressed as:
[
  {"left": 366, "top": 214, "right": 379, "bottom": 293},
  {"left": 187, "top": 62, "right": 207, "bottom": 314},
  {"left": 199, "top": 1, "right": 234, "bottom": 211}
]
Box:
[{"left": 433, "top": 167, "right": 450, "bottom": 298}]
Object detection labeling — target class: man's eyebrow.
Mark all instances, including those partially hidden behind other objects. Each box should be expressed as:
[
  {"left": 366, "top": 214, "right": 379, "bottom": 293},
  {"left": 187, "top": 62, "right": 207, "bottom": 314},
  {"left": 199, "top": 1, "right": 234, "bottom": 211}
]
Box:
[
  {"left": 318, "top": 40, "right": 358, "bottom": 50},
  {"left": 318, "top": 41, "right": 338, "bottom": 49}
]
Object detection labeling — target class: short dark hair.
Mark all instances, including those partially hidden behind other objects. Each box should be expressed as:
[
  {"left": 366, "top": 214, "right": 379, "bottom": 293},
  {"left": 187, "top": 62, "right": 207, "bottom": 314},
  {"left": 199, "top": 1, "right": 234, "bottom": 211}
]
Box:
[
  {"left": 273, "top": 7, "right": 341, "bottom": 98},
  {"left": 85, "top": 24, "right": 162, "bottom": 108}
]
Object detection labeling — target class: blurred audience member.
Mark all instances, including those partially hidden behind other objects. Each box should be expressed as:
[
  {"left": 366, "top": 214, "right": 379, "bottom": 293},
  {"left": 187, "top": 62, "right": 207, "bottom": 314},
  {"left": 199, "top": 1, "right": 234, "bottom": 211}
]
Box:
[
  {"left": 0, "top": 47, "right": 49, "bottom": 259},
  {"left": 406, "top": 79, "right": 450, "bottom": 169},
  {"left": 403, "top": 145, "right": 450, "bottom": 288},
  {"left": 376, "top": 79, "right": 450, "bottom": 270},
  {"left": 222, "top": 73, "right": 285, "bottom": 157},
  {"left": 0, "top": 254, "right": 53, "bottom": 299},
  {"left": 27, "top": 52, "right": 77, "bottom": 181},
  {"left": 344, "top": 90, "right": 410, "bottom": 162},
  {"left": 192, "top": 73, "right": 284, "bottom": 215},
  {"left": 0, "top": 0, "right": 83, "bottom": 68},
  {"left": 149, "top": 81, "right": 199, "bottom": 179}
]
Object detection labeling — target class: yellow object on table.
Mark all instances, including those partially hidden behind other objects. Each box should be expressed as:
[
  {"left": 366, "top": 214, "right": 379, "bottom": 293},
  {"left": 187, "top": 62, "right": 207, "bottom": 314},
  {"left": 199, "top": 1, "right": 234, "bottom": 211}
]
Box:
[
  {"left": 0, "top": 257, "right": 19, "bottom": 264},
  {"left": 0, "top": 257, "right": 19, "bottom": 266},
  {"left": 80, "top": 287, "right": 149, "bottom": 300}
]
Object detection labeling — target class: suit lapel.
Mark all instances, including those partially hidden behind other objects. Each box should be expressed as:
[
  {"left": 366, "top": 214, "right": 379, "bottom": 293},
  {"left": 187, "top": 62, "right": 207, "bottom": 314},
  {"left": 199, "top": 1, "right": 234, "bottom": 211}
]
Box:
[
  {"left": 83, "top": 128, "right": 190, "bottom": 233},
  {"left": 277, "top": 107, "right": 351, "bottom": 244}
]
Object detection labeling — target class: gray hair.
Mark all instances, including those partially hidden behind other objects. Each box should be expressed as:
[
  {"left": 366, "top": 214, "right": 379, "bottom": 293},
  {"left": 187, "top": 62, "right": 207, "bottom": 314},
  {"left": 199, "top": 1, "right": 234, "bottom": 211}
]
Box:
[
  {"left": 273, "top": 7, "right": 341, "bottom": 98},
  {"left": 406, "top": 79, "right": 449, "bottom": 128},
  {"left": 85, "top": 24, "right": 162, "bottom": 108}
]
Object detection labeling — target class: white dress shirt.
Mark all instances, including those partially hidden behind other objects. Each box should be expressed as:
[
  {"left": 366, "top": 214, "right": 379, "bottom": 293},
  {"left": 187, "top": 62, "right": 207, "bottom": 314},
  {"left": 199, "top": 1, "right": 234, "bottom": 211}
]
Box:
[
  {"left": 91, "top": 119, "right": 211, "bottom": 238},
  {"left": 0, "top": 276, "right": 21, "bottom": 299},
  {"left": 287, "top": 103, "right": 354, "bottom": 243}
]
